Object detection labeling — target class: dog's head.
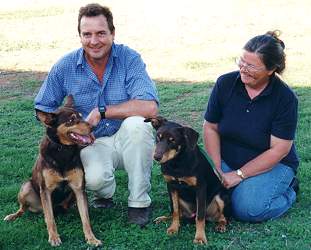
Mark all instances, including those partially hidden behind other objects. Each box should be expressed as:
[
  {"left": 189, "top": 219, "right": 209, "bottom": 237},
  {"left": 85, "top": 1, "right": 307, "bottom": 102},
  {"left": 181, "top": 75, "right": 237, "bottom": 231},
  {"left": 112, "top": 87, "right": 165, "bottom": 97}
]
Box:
[
  {"left": 35, "top": 95, "right": 94, "bottom": 146},
  {"left": 145, "top": 116, "right": 199, "bottom": 163}
]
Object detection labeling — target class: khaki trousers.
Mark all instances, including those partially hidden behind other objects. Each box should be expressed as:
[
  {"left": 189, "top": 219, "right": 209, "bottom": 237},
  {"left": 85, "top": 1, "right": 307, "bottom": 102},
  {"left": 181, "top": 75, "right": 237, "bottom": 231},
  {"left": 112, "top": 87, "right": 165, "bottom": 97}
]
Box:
[{"left": 80, "top": 116, "right": 154, "bottom": 208}]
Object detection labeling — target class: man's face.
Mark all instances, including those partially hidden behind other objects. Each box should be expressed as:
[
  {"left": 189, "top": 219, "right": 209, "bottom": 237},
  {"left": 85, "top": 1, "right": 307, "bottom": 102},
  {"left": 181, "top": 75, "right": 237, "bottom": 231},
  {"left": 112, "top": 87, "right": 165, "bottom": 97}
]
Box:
[{"left": 79, "top": 15, "right": 115, "bottom": 62}]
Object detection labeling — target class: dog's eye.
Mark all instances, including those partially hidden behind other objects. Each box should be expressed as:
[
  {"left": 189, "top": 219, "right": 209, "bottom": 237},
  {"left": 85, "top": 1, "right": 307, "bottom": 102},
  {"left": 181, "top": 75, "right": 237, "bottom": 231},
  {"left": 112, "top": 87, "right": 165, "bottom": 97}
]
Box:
[
  {"left": 156, "top": 134, "right": 162, "bottom": 142},
  {"left": 66, "top": 114, "right": 77, "bottom": 125},
  {"left": 169, "top": 137, "right": 175, "bottom": 143}
]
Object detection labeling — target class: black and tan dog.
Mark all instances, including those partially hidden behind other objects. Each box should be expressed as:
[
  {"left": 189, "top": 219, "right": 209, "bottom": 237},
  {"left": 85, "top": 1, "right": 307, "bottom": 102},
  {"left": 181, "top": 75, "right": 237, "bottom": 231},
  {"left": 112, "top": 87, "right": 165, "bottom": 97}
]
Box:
[
  {"left": 145, "top": 116, "right": 230, "bottom": 244},
  {"left": 4, "top": 96, "right": 102, "bottom": 247}
]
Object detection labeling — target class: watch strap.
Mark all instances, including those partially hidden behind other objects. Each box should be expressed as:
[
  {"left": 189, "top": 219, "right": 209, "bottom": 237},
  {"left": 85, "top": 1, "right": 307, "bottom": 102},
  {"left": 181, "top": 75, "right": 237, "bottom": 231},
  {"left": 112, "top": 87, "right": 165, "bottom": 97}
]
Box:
[{"left": 99, "top": 106, "right": 106, "bottom": 119}]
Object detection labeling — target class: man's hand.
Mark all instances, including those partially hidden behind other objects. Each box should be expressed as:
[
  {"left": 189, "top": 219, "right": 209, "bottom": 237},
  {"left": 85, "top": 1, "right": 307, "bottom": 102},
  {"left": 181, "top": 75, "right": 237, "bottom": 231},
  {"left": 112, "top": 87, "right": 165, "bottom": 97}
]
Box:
[{"left": 86, "top": 107, "right": 101, "bottom": 127}]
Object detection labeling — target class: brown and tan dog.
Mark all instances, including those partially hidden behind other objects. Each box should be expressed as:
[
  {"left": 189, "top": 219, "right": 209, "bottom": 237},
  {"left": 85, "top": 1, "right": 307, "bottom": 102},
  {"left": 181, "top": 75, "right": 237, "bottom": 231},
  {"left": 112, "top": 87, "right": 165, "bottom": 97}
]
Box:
[
  {"left": 4, "top": 96, "right": 102, "bottom": 247},
  {"left": 145, "top": 116, "right": 230, "bottom": 244}
]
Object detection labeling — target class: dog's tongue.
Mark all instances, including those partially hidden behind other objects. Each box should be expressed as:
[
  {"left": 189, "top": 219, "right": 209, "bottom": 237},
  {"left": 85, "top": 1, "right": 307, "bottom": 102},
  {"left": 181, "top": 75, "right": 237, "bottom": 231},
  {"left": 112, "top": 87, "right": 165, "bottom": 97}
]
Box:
[{"left": 71, "top": 133, "right": 92, "bottom": 145}]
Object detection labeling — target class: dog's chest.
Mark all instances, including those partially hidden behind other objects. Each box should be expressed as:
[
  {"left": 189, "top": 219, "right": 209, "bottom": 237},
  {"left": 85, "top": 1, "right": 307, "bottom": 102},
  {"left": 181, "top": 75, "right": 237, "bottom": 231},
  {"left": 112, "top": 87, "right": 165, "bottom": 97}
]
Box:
[
  {"left": 44, "top": 146, "right": 82, "bottom": 172},
  {"left": 163, "top": 174, "right": 198, "bottom": 187},
  {"left": 42, "top": 168, "right": 84, "bottom": 191}
]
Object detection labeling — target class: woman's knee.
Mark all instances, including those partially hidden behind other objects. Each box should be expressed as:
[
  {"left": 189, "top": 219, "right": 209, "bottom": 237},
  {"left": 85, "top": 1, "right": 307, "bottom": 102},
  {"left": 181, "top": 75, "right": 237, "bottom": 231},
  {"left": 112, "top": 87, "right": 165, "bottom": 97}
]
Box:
[{"left": 231, "top": 186, "right": 271, "bottom": 222}]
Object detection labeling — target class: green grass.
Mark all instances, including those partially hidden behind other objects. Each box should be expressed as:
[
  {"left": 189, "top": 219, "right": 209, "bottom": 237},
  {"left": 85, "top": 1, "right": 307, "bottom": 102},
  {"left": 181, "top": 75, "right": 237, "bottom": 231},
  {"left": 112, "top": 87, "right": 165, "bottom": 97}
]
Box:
[{"left": 0, "top": 79, "right": 310, "bottom": 250}]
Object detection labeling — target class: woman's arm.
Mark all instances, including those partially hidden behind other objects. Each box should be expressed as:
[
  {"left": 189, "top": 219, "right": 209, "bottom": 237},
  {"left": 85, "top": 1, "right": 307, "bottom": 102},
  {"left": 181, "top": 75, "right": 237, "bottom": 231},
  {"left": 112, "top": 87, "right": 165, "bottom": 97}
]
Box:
[
  {"left": 203, "top": 120, "right": 222, "bottom": 172},
  {"left": 239, "top": 135, "right": 293, "bottom": 178},
  {"left": 222, "top": 135, "right": 293, "bottom": 189}
]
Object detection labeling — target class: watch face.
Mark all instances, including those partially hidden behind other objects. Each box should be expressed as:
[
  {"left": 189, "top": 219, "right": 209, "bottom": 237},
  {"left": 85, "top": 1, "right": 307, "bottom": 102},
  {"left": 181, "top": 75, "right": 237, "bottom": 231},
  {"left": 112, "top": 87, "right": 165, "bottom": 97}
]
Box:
[
  {"left": 237, "top": 169, "right": 244, "bottom": 178},
  {"left": 99, "top": 106, "right": 106, "bottom": 113}
]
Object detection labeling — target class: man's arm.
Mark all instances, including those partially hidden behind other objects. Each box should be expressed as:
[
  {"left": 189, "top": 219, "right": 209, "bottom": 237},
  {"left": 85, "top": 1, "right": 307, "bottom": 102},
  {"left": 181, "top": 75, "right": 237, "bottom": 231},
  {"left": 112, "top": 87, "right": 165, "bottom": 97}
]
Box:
[{"left": 87, "top": 100, "right": 158, "bottom": 127}]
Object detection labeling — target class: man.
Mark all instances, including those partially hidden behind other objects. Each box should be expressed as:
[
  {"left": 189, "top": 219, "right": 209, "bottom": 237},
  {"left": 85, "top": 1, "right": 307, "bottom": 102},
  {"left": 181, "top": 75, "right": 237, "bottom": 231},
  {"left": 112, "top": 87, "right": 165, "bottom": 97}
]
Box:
[{"left": 35, "top": 3, "right": 158, "bottom": 227}]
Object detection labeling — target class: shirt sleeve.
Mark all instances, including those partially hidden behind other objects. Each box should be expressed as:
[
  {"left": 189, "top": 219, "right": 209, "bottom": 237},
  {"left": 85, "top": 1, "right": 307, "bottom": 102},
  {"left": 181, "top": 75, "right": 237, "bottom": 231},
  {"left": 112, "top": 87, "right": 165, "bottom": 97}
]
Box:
[
  {"left": 34, "top": 64, "right": 66, "bottom": 112},
  {"left": 204, "top": 78, "right": 222, "bottom": 123},
  {"left": 271, "top": 91, "right": 298, "bottom": 140},
  {"left": 125, "top": 54, "right": 159, "bottom": 104}
]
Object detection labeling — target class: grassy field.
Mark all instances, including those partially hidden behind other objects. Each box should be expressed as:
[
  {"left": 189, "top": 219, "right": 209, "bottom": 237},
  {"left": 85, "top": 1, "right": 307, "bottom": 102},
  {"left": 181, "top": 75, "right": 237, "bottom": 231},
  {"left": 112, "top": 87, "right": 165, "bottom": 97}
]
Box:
[{"left": 1, "top": 1, "right": 311, "bottom": 249}]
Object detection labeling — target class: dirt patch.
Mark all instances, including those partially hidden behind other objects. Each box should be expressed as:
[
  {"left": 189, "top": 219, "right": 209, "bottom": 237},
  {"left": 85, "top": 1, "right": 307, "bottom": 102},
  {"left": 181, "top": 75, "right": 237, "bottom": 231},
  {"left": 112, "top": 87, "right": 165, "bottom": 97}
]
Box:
[
  {"left": 0, "top": 70, "right": 46, "bottom": 86},
  {"left": 0, "top": 70, "right": 47, "bottom": 100}
]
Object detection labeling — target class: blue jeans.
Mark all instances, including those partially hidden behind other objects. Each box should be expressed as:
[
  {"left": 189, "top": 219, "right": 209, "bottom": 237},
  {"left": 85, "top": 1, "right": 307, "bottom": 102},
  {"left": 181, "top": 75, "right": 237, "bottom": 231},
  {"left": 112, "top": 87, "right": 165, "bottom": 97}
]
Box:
[{"left": 221, "top": 161, "right": 296, "bottom": 222}]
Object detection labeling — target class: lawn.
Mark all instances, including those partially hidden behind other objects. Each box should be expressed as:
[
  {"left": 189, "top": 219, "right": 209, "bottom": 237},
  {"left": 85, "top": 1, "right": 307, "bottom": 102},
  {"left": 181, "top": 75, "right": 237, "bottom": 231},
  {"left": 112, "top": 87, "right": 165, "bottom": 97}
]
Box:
[{"left": 1, "top": 1, "right": 311, "bottom": 249}]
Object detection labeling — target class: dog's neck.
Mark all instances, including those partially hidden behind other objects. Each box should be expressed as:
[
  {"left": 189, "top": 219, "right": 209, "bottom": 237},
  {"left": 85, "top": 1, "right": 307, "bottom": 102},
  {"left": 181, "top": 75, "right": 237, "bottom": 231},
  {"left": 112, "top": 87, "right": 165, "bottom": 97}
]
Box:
[{"left": 46, "top": 129, "right": 76, "bottom": 151}]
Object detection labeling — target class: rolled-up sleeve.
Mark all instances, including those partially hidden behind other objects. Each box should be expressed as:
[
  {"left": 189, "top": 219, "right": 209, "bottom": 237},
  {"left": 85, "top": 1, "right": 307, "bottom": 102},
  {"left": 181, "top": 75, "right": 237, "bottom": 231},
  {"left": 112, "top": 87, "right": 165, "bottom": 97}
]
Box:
[
  {"left": 204, "top": 79, "right": 222, "bottom": 123},
  {"left": 125, "top": 54, "right": 159, "bottom": 104},
  {"left": 34, "top": 64, "right": 66, "bottom": 112}
]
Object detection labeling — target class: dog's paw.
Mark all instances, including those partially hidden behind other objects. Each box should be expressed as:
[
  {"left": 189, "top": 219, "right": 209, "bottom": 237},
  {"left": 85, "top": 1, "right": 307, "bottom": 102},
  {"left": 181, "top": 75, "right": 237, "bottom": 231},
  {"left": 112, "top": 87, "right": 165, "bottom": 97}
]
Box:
[
  {"left": 193, "top": 235, "right": 207, "bottom": 244},
  {"left": 167, "top": 225, "right": 179, "bottom": 235},
  {"left": 87, "top": 237, "right": 102, "bottom": 247},
  {"left": 48, "top": 234, "right": 62, "bottom": 247},
  {"left": 215, "top": 223, "right": 227, "bottom": 233},
  {"left": 153, "top": 216, "right": 170, "bottom": 224},
  {"left": 4, "top": 214, "right": 17, "bottom": 221}
]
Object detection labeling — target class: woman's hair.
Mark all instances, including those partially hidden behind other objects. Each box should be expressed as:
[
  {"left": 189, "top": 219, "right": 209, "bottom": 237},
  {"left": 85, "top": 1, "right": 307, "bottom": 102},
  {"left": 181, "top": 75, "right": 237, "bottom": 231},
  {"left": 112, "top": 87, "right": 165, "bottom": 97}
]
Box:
[
  {"left": 243, "top": 30, "right": 286, "bottom": 74},
  {"left": 78, "top": 3, "right": 115, "bottom": 34}
]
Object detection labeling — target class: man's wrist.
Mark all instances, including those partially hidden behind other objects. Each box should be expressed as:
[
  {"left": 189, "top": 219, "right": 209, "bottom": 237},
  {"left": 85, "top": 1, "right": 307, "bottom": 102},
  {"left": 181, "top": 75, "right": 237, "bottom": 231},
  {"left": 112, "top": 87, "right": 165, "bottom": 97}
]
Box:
[{"left": 98, "top": 106, "right": 106, "bottom": 119}]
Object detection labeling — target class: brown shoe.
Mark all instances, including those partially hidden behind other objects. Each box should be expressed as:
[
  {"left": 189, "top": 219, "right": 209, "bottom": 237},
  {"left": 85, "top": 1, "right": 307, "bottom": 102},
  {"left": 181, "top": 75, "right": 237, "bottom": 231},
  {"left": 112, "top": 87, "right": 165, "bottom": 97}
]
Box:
[
  {"left": 128, "top": 206, "right": 152, "bottom": 227},
  {"left": 92, "top": 198, "right": 115, "bottom": 209}
]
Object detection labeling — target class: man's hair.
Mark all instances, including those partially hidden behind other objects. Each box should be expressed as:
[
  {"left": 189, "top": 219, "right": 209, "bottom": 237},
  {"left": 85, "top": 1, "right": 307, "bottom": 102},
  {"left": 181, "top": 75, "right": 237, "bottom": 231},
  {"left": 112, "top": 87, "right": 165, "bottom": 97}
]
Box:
[{"left": 78, "top": 3, "right": 115, "bottom": 34}]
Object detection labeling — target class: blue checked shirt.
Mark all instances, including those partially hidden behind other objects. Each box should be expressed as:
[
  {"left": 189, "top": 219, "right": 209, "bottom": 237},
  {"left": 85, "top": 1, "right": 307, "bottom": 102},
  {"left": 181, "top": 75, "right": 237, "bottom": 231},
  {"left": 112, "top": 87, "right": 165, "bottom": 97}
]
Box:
[{"left": 35, "top": 43, "right": 159, "bottom": 138}]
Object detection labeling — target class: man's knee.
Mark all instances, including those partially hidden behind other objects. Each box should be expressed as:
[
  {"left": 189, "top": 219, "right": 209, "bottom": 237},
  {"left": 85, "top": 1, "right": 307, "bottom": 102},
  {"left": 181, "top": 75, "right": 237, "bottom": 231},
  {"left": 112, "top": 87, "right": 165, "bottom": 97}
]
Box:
[
  {"left": 84, "top": 168, "right": 114, "bottom": 192},
  {"left": 120, "top": 116, "right": 153, "bottom": 143}
]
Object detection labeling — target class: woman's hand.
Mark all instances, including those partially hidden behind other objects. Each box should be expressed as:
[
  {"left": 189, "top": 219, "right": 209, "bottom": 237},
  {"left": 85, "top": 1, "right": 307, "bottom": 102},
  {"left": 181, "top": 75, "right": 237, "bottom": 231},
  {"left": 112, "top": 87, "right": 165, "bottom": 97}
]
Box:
[{"left": 221, "top": 171, "right": 243, "bottom": 189}]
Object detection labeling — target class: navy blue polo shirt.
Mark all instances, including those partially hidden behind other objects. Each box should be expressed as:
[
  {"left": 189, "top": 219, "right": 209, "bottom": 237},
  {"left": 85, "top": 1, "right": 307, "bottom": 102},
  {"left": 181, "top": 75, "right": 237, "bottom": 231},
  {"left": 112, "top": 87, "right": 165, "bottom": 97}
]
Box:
[{"left": 204, "top": 71, "right": 299, "bottom": 172}]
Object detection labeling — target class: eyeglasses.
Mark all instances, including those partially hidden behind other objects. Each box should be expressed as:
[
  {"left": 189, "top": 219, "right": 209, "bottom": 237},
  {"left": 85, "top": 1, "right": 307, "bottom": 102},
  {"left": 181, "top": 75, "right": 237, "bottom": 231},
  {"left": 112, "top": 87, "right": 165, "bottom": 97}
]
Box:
[{"left": 235, "top": 57, "right": 266, "bottom": 73}]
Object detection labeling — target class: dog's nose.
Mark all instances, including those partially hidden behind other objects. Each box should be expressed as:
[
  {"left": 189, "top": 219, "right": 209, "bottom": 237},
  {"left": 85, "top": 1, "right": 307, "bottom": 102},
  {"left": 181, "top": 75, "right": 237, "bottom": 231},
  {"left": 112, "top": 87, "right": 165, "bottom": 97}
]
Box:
[{"left": 154, "top": 154, "right": 162, "bottom": 162}]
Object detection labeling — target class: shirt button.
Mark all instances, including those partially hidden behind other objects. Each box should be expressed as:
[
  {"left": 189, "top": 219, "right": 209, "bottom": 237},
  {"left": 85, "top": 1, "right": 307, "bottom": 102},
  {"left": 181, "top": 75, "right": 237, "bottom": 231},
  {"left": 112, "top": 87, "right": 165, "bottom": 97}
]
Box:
[
  {"left": 246, "top": 109, "right": 250, "bottom": 112},
  {"left": 106, "top": 123, "right": 109, "bottom": 126}
]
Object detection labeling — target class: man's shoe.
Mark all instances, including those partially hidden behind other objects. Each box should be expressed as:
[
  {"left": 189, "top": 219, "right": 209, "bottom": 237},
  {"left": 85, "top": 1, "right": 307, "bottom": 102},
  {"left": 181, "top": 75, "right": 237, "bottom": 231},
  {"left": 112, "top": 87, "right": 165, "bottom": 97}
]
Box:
[
  {"left": 290, "top": 176, "right": 299, "bottom": 194},
  {"left": 128, "top": 206, "right": 152, "bottom": 227},
  {"left": 92, "top": 198, "right": 115, "bottom": 209}
]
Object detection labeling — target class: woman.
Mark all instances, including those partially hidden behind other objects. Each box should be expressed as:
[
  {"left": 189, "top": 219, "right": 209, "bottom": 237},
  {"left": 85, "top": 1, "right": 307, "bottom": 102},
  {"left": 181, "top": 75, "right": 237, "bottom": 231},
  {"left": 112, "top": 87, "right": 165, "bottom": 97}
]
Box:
[{"left": 203, "top": 31, "right": 299, "bottom": 222}]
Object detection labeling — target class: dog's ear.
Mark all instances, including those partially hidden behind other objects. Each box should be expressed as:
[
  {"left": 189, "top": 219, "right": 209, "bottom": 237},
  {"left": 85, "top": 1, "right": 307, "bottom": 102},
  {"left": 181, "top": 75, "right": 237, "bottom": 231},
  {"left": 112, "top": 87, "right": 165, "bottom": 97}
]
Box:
[
  {"left": 181, "top": 127, "right": 199, "bottom": 150},
  {"left": 35, "top": 109, "right": 56, "bottom": 127},
  {"left": 64, "top": 95, "right": 74, "bottom": 108},
  {"left": 144, "top": 116, "right": 167, "bottom": 130}
]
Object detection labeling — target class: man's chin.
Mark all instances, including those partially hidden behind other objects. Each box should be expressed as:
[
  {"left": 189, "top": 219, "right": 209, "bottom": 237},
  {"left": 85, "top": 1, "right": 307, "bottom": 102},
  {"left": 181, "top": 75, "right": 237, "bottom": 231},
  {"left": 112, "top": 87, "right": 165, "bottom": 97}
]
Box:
[{"left": 90, "top": 53, "right": 104, "bottom": 60}]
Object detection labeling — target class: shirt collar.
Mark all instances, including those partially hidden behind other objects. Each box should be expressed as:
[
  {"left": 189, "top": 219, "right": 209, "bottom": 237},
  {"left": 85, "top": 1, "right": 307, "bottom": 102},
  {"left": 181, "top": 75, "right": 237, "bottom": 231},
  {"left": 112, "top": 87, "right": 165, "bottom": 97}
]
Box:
[{"left": 234, "top": 71, "right": 275, "bottom": 98}]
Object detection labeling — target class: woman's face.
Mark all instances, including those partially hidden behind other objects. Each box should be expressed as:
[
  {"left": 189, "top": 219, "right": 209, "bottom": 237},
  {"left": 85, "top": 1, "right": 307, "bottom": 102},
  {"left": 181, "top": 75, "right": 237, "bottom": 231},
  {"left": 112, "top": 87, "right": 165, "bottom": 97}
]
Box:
[{"left": 237, "top": 50, "right": 275, "bottom": 89}]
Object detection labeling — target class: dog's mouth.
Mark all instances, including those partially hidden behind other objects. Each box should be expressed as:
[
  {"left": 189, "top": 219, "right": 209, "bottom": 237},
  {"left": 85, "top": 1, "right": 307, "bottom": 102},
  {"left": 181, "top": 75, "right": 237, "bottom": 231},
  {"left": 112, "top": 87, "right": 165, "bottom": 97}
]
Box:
[{"left": 68, "top": 132, "right": 94, "bottom": 146}]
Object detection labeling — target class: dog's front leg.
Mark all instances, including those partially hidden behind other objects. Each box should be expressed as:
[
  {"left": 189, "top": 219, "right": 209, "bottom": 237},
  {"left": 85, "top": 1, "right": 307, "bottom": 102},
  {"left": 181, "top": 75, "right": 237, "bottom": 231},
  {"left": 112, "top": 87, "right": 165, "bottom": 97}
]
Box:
[
  {"left": 40, "top": 188, "right": 62, "bottom": 246},
  {"left": 194, "top": 186, "right": 207, "bottom": 244},
  {"left": 167, "top": 189, "right": 180, "bottom": 235},
  {"left": 67, "top": 169, "right": 102, "bottom": 247}
]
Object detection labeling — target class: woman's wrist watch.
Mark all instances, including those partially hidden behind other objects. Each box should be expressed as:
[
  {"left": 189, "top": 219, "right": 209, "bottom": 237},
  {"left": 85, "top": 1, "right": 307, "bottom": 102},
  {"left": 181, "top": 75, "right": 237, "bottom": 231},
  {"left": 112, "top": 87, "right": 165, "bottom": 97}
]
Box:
[
  {"left": 236, "top": 169, "right": 245, "bottom": 179},
  {"left": 98, "top": 106, "right": 106, "bottom": 119}
]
